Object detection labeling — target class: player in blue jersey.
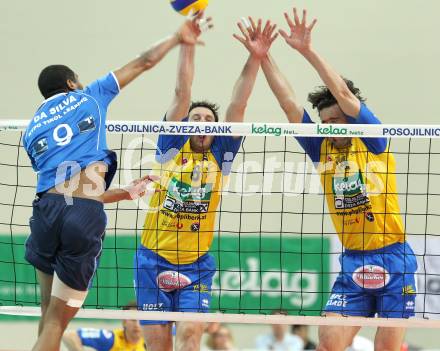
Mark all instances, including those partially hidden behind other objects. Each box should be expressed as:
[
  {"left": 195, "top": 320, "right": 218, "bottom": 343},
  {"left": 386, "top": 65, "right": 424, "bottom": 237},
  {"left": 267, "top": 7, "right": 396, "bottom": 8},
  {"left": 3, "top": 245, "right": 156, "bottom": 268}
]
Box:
[
  {"left": 63, "top": 301, "right": 145, "bottom": 351},
  {"left": 23, "top": 14, "right": 211, "bottom": 351}
]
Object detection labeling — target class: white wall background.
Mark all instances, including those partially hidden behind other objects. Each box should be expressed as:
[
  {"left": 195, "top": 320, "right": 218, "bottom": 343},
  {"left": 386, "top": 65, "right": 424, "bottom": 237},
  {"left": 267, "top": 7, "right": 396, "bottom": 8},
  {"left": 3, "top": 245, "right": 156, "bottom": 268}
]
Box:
[{"left": 1, "top": 0, "right": 439, "bottom": 124}]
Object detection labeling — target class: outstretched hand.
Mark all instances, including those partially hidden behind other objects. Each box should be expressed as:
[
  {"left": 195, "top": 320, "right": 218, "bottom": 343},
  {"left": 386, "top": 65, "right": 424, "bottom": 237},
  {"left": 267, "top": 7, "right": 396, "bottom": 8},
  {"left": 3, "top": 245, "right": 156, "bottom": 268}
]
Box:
[
  {"left": 124, "top": 175, "right": 160, "bottom": 200},
  {"left": 279, "top": 8, "right": 317, "bottom": 54},
  {"left": 177, "top": 10, "right": 213, "bottom": 46},
  {"left": 233, "top": 17, "right": 278, "bottom": 59}
]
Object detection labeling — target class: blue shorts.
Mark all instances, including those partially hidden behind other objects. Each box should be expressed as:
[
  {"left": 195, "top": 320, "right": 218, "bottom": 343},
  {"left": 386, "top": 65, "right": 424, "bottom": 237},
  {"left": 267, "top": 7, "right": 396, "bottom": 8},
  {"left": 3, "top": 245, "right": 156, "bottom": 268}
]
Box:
[
  {"left": 325, "top": 242, "right": 417, "bottom": 318},
  {"left": 134, "top": 246, "right": 216, "bottom": 325},
  {"left": 25, "top": 193, "right": 106, "bottom": 291}
]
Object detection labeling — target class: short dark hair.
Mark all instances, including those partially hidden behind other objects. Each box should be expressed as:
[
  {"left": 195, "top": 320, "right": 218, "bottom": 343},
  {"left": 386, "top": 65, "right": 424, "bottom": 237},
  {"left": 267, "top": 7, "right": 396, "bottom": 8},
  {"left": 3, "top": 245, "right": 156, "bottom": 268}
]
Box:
[
  {"left": 38, "top": 65, "right": 76, "bottom": 99},
  {"left": 189, "top": 100, "right": 220, "bottom": 122},
  {"left": 307, "top": 78, "right": 366, "bottom": 113}
]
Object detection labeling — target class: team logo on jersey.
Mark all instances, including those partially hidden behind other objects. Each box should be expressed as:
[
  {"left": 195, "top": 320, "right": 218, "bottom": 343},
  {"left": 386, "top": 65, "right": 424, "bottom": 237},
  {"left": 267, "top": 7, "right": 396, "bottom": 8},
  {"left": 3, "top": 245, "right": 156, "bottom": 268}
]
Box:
[
  {"left": 163, "top": 196, "right": 209, "bottom": 214},
  {"left": 191, "top": 223, "right": 200, "bottom": 232},
  {"left": 157, "top": 271, "right": 192, "bottom": 292},
  {"left": 77, "top": 116, "right": 95, "bottom": 133},
  {"left": 168, "top": 178, "right": 212, "bottom": 202},
  {"left": 352, "top": 265, "right": 390, "bottom": 289},
  {"left": 163, "top": 178, "right": 212, "bottom": 214},
  {"left": 365, "top": 212, "right": 375, "bottom": 222},
  {"left": 333, "top": 171, "right": 369, "bottom": 210},
  {"left": 33, "top": 138, "right": 48, "bottom": 156}
]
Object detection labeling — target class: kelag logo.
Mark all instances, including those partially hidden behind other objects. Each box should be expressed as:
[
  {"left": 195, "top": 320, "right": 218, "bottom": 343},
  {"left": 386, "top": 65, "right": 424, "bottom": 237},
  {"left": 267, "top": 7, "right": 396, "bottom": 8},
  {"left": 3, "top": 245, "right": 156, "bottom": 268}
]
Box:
[
  {"left": 317, "top": 125, "right": 348, "bottom": 136},
  {"left": 0, "top": 234, "right": 330, "bottom": 318},
  {"left": 252, "top": 124, "right": 282, "bottom": 136},
  {"left": 211, "top": 236, "right": 330, "bottom": 315}
]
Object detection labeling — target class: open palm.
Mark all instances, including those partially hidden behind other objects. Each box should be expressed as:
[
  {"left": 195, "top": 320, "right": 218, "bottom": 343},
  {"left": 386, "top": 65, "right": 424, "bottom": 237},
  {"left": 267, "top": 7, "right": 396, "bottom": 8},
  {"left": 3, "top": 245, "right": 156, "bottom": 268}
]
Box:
[
  {"left": 233, "top": 17, "right": 278, "bottom": 59},
  {"left": 279, "top": 8, "right": 317, "bottom": 53},
  {"left": 178, "top": 11, "right": 213, "bottom": 45}
]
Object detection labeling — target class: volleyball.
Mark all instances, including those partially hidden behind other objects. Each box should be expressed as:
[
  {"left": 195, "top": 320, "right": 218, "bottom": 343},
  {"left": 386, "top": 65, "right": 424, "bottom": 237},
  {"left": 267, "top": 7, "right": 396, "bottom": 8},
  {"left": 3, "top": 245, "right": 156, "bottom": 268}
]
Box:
[{"left": 170, "top": 0, "right": 209, "bottom": 16}]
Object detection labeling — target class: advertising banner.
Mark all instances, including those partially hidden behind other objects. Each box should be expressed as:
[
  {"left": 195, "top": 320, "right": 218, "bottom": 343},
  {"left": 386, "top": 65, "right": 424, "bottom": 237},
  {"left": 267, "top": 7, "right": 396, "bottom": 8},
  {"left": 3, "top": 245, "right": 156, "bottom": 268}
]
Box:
[{"left": 0, "top": 235, "right": 330, "bottom": 318}]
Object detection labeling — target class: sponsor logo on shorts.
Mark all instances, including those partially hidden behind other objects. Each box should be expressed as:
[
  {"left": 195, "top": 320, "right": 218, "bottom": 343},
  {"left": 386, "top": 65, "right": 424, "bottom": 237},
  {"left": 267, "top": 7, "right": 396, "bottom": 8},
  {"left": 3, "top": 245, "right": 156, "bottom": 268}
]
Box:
[
  {"left": 142, "top": 303, "right": 164, "bottom": 311},
  {"left": 157, "top": 271, "right": 192, "bottom": 292},
  {"left": 405, "top": 300, "right": 415, "bottom": 310},
  {"left": 202, "top": 298, "right": 210, "bottom": 308},
  {"left": 352, "top": 265, "right": 390, "bottom": 289},
  {"left": 193, "top": 283, "right": 209, "bottom": 293},
  {"left": 402, "top": 285, "right": 416, "bottom": 295},
  {"left": 326, "top": 294, "right": 347, "bottom": 308}
]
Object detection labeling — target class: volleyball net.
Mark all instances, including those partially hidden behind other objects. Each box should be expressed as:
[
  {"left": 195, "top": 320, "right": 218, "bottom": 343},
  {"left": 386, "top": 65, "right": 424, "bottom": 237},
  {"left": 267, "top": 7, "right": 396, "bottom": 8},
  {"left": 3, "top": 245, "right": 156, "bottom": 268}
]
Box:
[{"left": 1, "top": 120, "right": 440, "bottom": 328}]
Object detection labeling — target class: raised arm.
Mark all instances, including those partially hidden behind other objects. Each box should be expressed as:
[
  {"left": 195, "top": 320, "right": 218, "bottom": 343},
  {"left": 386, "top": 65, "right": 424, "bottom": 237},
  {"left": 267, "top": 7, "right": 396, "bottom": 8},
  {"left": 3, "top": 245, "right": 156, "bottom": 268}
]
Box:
[
  {"left": 279, "top": 8, "right": 361, "bottom": 117},
  {"left": 227, "top": 18, "right": 278, "bottom": 123},
  {"left": 166, "top": 14, "right": 213, "bottom": 121},
  {"left": 261, "top": 54, "right": 304, "bottom": 123},
  {"left": 114, "top": 13, "right": 209, "bottom": 90},
  {"left": 165, "top": 44, "right": 195, "bottom": 121}
]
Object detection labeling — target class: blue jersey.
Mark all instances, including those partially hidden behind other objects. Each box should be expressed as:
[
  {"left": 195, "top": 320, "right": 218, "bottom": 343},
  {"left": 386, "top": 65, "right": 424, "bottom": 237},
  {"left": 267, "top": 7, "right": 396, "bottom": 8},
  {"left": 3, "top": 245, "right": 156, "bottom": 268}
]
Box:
[
  {"left": 77, "top": 328, "right": 145, "bottom": 351},
  {"left": 23, "top": 72, "right": 120, "bottom": 194}
]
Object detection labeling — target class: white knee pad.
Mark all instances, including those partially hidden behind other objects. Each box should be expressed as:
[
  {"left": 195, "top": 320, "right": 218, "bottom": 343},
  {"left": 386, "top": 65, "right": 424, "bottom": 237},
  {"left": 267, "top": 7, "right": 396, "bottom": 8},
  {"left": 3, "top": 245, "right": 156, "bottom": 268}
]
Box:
[{"left": 51, "top": 273, "right": 88, "bottom": 308}]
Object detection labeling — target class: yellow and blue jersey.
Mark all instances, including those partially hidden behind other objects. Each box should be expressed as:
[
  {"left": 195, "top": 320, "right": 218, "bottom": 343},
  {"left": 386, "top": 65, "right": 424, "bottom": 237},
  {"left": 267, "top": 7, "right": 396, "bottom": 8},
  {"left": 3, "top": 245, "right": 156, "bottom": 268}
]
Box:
[
  {"left": 297, "top": 104, "right": 405, "bottom": 251},
  {"left": 77, "top": 328, "right": 145, "bottom": 351},
  {"left": 23, "top": 73, "right": 120, "bottom": 194},
  {"left": 141, "top": 132, "right": 242, "bottom": 265}
]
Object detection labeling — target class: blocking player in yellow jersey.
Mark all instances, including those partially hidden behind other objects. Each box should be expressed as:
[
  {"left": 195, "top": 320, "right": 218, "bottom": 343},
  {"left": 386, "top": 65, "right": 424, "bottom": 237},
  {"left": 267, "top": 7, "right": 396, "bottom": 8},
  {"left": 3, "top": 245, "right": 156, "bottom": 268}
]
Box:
[
  {"left": 260, "top": 8, "right": 417, "bottom": 351},
  {"left": 134, "top": 15, "right": 279, "bottom": 351}
]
